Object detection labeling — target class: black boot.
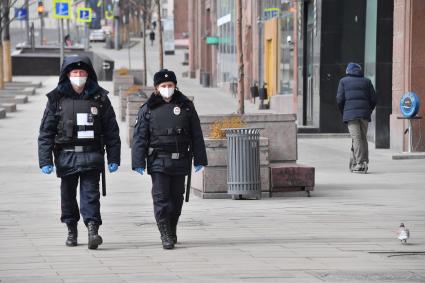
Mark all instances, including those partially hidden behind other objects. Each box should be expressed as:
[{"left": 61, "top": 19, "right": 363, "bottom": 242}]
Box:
[
  {"left": 170, "top": 218, "right": 178, "bottom": 244},
  {"left": 87, "top": 221, "right": 103, "bottom": 250},
  {"left": 157, "top": 220, "right": 175, "bottom": 249},
  {"left": 65, "top": 223, "right": 78, "bottom": 247}
]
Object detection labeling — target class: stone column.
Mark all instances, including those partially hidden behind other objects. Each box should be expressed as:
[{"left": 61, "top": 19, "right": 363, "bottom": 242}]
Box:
[
  {"left": 409, "top": 0, "right": 425, "bottom": 151},
  {"left": 197, "top": 0, "right": 204, "bottom": 80},
  {"left": 210, "top": 1, "right": 218, "bottom": 87},
  {"left": 292, "top": 0, "right": 299, "bottom": 114},
  {"left": 391, "top": 0, "right": 425, "bottom": 151}
]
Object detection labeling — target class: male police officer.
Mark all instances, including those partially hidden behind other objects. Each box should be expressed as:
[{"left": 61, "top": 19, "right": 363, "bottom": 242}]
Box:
[
  {"left": 38, "top": 55, "right": 121, "bottom": 249},
  {"left": 132, "top": 69, "right": 207, "bottom": 249}
]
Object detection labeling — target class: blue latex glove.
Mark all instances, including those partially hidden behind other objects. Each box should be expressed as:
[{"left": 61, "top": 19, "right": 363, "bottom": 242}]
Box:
[
  {"left": 134, "top": 167, "right": 145, "bottom": 175},
  {"left": 194, "top": 165, "right": 203, "bottom": 172},
  {"left": 108, "top": 163, "right": 119, "bottom": 173},
  {"left": 41, "top": 165, "right": 53, "bottom": 174}
]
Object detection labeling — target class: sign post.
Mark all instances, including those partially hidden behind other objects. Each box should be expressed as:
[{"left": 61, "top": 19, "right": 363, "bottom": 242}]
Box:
[
  {"left": 52, "top": 0, "right": 71, "bottom": 67},
  {"left": 77, "top": 7, "right": 92, "bottom": 50},
  {"left": 398, "top": 92, "right": 422, "bottom": 152}
]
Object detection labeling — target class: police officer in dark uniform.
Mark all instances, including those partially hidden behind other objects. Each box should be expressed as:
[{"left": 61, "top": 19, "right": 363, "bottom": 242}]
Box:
[
  {"left": 38, "top": 55, "right": 121, "bottom": 249},
  {"left": 131, "top": 69, "right": 207, "bottom": 249}
]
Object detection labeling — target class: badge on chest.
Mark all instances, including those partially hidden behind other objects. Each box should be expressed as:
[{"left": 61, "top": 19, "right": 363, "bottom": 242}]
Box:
[
  {"left": 173, "top": 106, "right": 181, "bottom": 116},
  {"left": 91, "top": 107, "right": 98, "bottom": 115}
]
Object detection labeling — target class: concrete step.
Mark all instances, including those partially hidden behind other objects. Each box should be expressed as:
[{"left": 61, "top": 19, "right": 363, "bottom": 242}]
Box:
[
  {"left": 270, "top": 163, "right": 315, "bottom": 196},
  {"left": 0, "top": 95, "right": 28, "bottom": 104},
  {"left": 298, "top": 133, "right": 350, "bottom": 139},
  {"left": 392, "top": 152, "right": 425, "bottom": 160},
  {"left": 0, "top": 103, "right": 17, "bottom": 112},
  {"left": 298, "top": 126, "right": 320, "bottom": 133},
  {"left": 0, "top": 87, "right": 36, "bottom": 95},
  {"left": 0, "top": 108, "right": 6, "bottom": 119},
  {"left": 6, "top": 81, "right": 42, "bottom": 88}
]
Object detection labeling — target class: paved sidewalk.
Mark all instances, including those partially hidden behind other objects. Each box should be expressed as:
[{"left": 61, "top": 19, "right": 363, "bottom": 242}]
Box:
[
  {"left": 1, "top": 42, "right": 425, "bottom": 282},
  {"left": 1, "top": 75, "right": 425, "bottom": 282}
]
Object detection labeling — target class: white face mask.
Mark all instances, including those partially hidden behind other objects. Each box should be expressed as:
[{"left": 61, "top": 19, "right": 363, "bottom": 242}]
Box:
[
  {"left": 69, "top": 76, "right": 88, "bottom": 87},
  {"left": 158, "top": 87, "right": 175, "bottom": 99}
]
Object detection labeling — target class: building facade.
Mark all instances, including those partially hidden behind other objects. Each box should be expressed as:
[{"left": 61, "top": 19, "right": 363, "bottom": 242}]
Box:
[
  {"left": 188, "top": 0, "right": 424, "bottom": 152},
  {"left": 391, "top": 0, "right": 425, "bottom": 152},
  {"left": 173, "top": 0, "right": 189, "bottom": 39}
]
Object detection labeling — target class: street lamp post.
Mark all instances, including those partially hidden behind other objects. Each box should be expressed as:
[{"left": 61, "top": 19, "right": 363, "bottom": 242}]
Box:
[
  {"left": 59, "top": 19, "right": 64, "bottom": 66},
  {"left": 84, "top": 0, "right": 90, "bottom": 50},
  {"left": 38, "top": 1, "right": 45, "bottom": 45},
  {"left": 257, "top": 1, "right": 264, "bottom": 93},
  {"left": 25, "top": 0, "right": 30, "bottom": 44}
]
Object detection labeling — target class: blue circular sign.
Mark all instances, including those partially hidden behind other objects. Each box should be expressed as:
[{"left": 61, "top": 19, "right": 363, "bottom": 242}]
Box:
[{"left": 400, "top": 92, "right": 420, "bottom": 118}]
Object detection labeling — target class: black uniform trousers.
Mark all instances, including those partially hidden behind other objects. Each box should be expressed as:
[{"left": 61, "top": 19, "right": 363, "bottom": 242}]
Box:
[
  {"left": 151, "top": 172, "right": 186, "bottom": 223},
  {"left": 60, "top": 170, "right": 102, "bottom": 226}
]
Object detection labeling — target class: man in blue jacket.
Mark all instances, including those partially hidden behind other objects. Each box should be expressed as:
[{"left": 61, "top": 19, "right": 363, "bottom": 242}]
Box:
[
  {"left": 38, "top": 55, "right": 121, "bottom": 249},
  {"left": 337, "top": 63, "right": 376, "bottom": 173}
]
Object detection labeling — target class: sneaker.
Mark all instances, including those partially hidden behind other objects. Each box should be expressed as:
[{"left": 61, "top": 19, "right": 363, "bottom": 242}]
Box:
[
  {"left": 362, "top": 162, "right": 368, "bottom": 173},
  {"left": 352, "top": 164, "right": 364, "bottom": 172}
]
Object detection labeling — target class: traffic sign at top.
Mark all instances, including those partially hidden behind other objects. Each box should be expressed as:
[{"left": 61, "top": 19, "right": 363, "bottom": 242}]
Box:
[
  {"left": 15, "top": 8, "right": 28, "bottom": 21},
  {"left": 77, "top": 7, "right": 92, "bottom": 23},
  {"left": 53, "top": 0, "right": 71, "bottom": 19}
]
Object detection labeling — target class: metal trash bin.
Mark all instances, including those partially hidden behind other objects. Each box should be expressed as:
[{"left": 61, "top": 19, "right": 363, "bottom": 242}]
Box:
[{"left": 224, "top": 128, "right": 262, "bottom": 200}]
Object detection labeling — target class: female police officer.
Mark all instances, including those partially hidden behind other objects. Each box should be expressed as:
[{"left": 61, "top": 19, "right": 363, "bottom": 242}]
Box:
[{"left": 131, "top": 69, "right": 207, "bottom": 249}]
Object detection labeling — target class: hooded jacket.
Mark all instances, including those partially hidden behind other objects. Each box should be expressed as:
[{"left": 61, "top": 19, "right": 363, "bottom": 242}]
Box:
[
  {"left": 336, "top": 63, "right": 377, "bottom": 123},
  {"left": 131, "top": 90, "right": 208, "bottom": 176},
  {"left": 38, "top": 55, "right": 121, "bottom": 177}
]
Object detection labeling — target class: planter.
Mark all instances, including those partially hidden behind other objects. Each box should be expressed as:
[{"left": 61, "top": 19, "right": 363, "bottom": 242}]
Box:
[
  {"left": 126, "top": 88, "right": 153, "bottom": 147},
  {"left": 119, "top": 85, "right": 141, "bottom": 122},
  {"left": 191, "top": 137, "right": 270, "bottom": 199},
  {"left": 199, "top": 113, "right": 297, "bottom": 162},
  {"left": 128, "top": 69, "right": 146, "bottom": 85},
  {"left": 113, "top": 73, "right": 134, "bottom": 96}
]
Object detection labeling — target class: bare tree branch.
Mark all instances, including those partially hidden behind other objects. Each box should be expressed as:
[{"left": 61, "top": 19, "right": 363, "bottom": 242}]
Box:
[{"left": 8, "top": 0, "right": 19, "bottom": 7}]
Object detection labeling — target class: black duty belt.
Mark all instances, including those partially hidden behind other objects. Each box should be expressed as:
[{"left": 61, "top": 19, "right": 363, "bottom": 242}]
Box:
[
  {"left": 156, "top": 151, "right": 187, "bottom": 160},
  {"left": 61, "top": 145, "right": 101, "bottom": 153},
  {"left": 151, "top": 128, "right": 189, "bottom": 136}
]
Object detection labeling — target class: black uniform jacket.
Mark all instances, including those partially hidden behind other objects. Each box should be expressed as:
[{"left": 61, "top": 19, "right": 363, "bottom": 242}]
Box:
[
  {"left": 38, "top": 56, "right": 121, "bottom": 177},
  {"left": 131, "top": 90, "right": 208, "bottom": 176}
]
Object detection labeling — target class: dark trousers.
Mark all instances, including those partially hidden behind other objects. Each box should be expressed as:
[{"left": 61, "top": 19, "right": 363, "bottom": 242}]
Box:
[
  {"left": 60, "top": 170, "right": 102, "bottom": 226},
  {"left": 151, "top": 173, "right": 186, "bottom": 223}
]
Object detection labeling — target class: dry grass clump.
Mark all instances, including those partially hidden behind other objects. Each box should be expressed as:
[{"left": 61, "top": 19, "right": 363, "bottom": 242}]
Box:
[
  {"left": 117, "top": 68, "right": 130, "bottom": 75},
  {"left": 127, "top": 85, "right": 142, "bottom": 92},
  {"left": 209, "top": 116, "right": 245, "bottom": 139}
]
